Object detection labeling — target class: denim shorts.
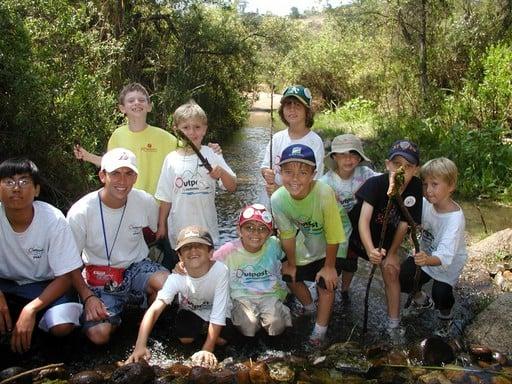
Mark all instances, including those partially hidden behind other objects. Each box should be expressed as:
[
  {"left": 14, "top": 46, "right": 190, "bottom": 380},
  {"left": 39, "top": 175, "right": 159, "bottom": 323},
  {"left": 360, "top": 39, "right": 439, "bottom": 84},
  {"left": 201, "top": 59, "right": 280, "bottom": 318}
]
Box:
[{"left": 82, "top": 259, "right": 167, "bottom": 328}]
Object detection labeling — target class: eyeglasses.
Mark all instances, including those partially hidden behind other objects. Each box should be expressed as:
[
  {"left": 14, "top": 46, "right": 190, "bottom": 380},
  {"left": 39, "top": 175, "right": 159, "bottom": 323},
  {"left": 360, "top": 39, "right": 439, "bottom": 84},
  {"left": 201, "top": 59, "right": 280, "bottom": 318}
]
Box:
[
  {"left": 242, "top": 225, "right": 269, "bottom": 234},
  {"left": 1, "top": 178, "right": 33, "bottom": 189}
]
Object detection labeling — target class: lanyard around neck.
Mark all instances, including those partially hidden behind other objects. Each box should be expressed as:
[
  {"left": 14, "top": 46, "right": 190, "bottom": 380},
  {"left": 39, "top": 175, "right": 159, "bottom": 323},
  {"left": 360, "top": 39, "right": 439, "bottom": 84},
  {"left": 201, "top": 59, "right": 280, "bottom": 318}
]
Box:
[{"left": 98, "top": 192, "right": 127, "bottom": 267}]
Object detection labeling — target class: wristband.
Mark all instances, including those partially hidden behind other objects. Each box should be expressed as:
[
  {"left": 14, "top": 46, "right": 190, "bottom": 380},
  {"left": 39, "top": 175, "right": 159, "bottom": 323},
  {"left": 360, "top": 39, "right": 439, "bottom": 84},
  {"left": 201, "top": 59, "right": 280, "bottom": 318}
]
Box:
[{"left": 83, "top": 294, "right": 96, "bottom": 305}]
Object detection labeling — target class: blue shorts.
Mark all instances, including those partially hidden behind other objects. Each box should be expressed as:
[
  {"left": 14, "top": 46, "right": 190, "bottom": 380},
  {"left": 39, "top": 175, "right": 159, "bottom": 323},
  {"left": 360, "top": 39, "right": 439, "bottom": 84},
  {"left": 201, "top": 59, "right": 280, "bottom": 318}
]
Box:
[{"left": 82, "top": 259, "right": 167, "bottom": 328}]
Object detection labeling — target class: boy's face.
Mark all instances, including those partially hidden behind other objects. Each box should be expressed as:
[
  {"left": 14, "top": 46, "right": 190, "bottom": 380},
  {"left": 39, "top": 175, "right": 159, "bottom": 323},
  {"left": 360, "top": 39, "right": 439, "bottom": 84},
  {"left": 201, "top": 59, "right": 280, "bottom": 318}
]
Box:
[
  {"left": 280, "top": 162, "right": 316, "bottom": 199},
  {"left": 282, "top": 99, "right": 307, "bottom": 126},
  {"left": 333, "top": 152, "right": 361, "bottom": 178},
  {"left": 385, "top": 156, "right": 418, "bottom": 186},
  {"left": 422, "top": 175, "right": 455, "bottom": 206},
  {"left": 99, "top": 167, "right": 137, "bottom": 207},
  {"left": 178, "top": 242, "right": 213, "bottom": 271},
  {"left": 119, "top": 91, "right": 152, "bottom": 119},
  {"left": 0, "top": 174, "right": 39, "bottom": 211},
  {"left": 238, "top": 221, "right": 271, "bottom": 253},
  {"left": 176, "top": 118, "right": 207, "bottom": 149}
]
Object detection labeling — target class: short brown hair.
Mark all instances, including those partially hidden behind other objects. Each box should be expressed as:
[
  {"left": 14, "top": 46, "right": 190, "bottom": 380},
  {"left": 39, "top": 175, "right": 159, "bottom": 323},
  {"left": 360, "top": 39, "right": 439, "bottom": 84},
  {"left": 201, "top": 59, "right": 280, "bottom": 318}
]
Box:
[
  {"left": 421, "top": 157, "right": 458, "bottom": 187},
  {"left": 278, "top": 97, "right": 315, "bottom": 128},
  {"left": 118, "top": 83, "right": 150, "bottom": 105},
  {"left": 173, "top": 100, "right": 208, "bottom": 127}
]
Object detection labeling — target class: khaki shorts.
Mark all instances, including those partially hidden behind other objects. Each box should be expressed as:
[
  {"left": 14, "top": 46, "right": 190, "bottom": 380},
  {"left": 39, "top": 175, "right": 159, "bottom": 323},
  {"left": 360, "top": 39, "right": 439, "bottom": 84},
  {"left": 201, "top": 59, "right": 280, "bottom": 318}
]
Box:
[{"left": 231, "top": 296, "right": 292, "bottom": 337}]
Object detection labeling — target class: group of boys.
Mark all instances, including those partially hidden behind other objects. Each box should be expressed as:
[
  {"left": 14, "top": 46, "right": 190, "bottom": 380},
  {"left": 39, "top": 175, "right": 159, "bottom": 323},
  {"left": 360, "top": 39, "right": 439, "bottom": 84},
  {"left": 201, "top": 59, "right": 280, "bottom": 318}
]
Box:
[{"left": 0, "top": 82, "right": 467, "bottom": 367}]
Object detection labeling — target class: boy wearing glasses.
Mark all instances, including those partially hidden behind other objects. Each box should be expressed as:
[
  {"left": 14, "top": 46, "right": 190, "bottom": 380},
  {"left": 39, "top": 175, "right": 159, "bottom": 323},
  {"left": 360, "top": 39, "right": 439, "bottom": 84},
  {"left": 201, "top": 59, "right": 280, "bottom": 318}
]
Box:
[
  {"left": 67, "top": 148, "right": 169, "bottom": 345},
  {"left": 0, "top": 158, "right": 83, "bottom": 353},
  {"left": 126, "top": 226, "right": 230, "bottom": 369},
  {"left": 213, "top": 204, "right": 291, "bottom": 338}
]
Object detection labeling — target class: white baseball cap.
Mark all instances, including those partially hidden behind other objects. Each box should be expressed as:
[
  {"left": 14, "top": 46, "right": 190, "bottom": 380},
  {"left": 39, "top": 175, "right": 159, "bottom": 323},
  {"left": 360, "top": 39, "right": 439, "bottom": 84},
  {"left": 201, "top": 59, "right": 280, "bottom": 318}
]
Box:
[{"left": 101, "top": 148, "right": 139, "bottom": 174}]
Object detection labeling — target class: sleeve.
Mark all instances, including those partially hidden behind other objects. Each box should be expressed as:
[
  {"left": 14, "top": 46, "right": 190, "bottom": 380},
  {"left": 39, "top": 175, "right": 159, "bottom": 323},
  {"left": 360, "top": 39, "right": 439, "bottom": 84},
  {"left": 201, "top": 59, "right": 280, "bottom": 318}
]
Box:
[
  {"left": 154, "top": 154, "right": 173, "bottom": 203},
  {"left": 313, "top": 139, "right": 325, "bottom": 178},
  {"left": 66, "top": 203, "right": 88, "bottom": 257},
  {"left": 431, "top": 214, "right": 465, "bottom": 268},
  {"left": 210, "top": 150, "right": 236, "bottom": 177},
  {"left": 271, "top": 192, "right": 297, "bottom": 240},
  {"left": 48, "top": 216, "right": 84, "bottom": 276},
  {"left": 355, "top": 175, "right": 382, "bottom": 208},
  {"left": 156, "top": 275, "right": 180, "bottom": 304},
  {"left": 107, "top": 130, "right": 118, "bottom": 151},
  {"left": 322, "top": 187, "right": 345, "bottom": 245},
  {"left": 209, "top": 264, "right": 229, "bottom": 326},
  {"left": 212, "top": 242, "right": 235, "bottom": 262},
  {"left": 143, "top": 192, "right": 160, "bottom": 232}
]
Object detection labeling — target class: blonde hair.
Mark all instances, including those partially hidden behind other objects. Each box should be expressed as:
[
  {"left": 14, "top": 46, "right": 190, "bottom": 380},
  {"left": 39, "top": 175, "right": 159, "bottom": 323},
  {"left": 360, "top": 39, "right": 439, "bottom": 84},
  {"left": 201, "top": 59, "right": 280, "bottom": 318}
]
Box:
[
  {"left": 421, "top": 157, "right": 458, "bottom": 187},
  {"left": 118, "top": 83, "right": 150, "bottom": 105},
  {"left": 173, "top": 100, "right": 208, "bottom": 127}
]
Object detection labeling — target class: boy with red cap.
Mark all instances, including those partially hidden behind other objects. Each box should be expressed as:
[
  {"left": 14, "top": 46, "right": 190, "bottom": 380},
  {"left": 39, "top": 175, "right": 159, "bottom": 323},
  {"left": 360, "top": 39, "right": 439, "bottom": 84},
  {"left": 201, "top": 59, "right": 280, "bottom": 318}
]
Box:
[{"left": 213, "top": 204, "right": 291, "bottom": 338}]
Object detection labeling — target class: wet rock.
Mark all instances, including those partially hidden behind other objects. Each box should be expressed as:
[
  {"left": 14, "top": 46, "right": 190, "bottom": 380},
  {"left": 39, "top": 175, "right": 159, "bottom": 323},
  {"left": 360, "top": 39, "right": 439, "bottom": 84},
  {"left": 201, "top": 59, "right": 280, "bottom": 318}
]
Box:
[
  {"left": 470, "top": 345, "right": 494, "bottom": 362},
  {"left": 211, "top": 368, "right": 234, "bottom": 383},
  {"left": 268, "top": 361, "right": 295, "bottom": 382},
  {"left": 110, "top": 362, "right": 155, "bottom": 384},
  {"left": 320, "top": 341, "right": 371, "bottom": 374},
  {"left": 69, "top": 370, "right": 105, "bottom": 384},
  {"left": 248, "top": 362, "right": 271, "bottom": 384},
  {"left": 420, "top": 337, "right": 455, "bottom": 366},
  {"left": 492, "top": 376, "right": 512, "bottom": 384},
  {"left": 465, "top": 293, "right": 512, "bottom": 355},
  {"left": 493, "top": 351, "right": 510, "bottom": 366},
  {"left": 417, "top": 371, "right": 451, "bottom": 384},
  {"left": 230, "top": 363, "right": 250, "bottom": 384},
  {"left": 187, "top": 366, "right": 214, "bottom": 384},
  {"left": 386, "top": 349, "right": 408, "bottom": 365},
  {"left": 0, "top": 367, "right": 31, "bottom": 384},
  {"left": 167, "top": 364, "right": 191, "bottom": 378}
]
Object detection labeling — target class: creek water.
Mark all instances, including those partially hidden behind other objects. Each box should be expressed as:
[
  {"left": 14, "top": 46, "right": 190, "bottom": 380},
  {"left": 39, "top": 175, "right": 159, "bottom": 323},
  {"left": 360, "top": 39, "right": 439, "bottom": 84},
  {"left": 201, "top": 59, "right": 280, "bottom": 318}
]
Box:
[{"left": 1, "top": 113, "right": 510, "bottom": 381}]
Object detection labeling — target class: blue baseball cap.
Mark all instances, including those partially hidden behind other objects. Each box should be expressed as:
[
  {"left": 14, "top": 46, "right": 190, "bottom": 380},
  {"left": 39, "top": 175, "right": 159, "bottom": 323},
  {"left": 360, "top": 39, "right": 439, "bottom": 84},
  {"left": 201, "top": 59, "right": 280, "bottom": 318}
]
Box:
[
  {"left": 388, "top": 140, "right": 420, "bottom": 165},
  {"left": 278, "top": 144, "right": 316, "bottom": 168}
]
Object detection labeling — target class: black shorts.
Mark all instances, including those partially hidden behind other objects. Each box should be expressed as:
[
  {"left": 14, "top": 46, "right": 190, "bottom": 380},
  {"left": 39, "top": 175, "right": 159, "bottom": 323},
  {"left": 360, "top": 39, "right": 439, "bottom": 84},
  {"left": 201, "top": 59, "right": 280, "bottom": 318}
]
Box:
[
  {"left": 284, "top": 257, "right": 344, "bottom": 283},
  {"left": 338, "top": 248, "right": 363, "bottom": 273},
  {"left": 175, "top": 310, "right": 235, "bottom": 342}
]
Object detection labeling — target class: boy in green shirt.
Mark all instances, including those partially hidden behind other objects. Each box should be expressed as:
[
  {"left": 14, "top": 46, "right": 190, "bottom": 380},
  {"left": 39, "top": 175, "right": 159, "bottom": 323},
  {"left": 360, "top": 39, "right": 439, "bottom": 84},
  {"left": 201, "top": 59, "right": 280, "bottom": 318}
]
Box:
[{"left": 271, "top": 144, "right": 346, "bottom": 346}]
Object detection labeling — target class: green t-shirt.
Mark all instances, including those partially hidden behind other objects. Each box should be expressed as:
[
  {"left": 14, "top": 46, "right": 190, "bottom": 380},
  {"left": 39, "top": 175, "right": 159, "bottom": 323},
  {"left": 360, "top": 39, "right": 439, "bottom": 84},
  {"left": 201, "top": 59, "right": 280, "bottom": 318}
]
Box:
[{"left": 271, "top": 181, "right": 346, "bottom": 266}]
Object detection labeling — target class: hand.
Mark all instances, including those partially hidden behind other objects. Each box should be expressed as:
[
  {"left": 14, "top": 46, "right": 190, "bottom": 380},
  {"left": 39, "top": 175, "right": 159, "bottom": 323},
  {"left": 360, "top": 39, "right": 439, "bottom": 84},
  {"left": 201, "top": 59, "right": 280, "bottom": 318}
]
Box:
[
  {"left": 74, "top": 144, "right": 90, "bottom": 162},
  {"left": 207, "top": 142, "right": 222, "bottom": 155},
  {"left": 11, "top": 305, "right": 36, "bottom": 353},
  {"left": 368, "top": 247, "right": 386, "bottom": 265},
  {"left": 262, "top": 168, "right": 276, "bottom": 185},
  {"left": 413, "top": 251, "right": 429, "bottom": 266},
  {"left": 265, "top": 183, "right": 278, "bottom": 197},
  {"left": 281, "top": 261, "right": 297, "bottom": 283},
  {"left": 155, "top": 225, "right": 167, "bottom": 240},
  {"left": 191, "top": 350, "right": 217, "bottom": 369},
  {"left": 0, "top": 292, "right": 13, "bottom": 335},
  {"left": 172, "top": 261, "right": 188, "bottom": 276},
  {"left": 84, "top": 295, "right": 109, "bottom": 322},
  {"left": 315, "top": 266, "right": 338, "bottom": 291},
  {"left": 208, "top": 165, "right": 224, "bottom": 180},
  {"left": 125, "top": 346, "right": 151, "bottom": 364}
]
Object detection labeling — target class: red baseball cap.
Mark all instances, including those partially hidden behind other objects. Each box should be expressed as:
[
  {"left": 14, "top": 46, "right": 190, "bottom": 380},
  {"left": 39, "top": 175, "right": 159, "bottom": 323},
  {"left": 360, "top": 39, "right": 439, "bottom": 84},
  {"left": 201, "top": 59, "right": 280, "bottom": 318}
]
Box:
[{"left": 238, "top": 204, "right": 273, "bottom": 232}]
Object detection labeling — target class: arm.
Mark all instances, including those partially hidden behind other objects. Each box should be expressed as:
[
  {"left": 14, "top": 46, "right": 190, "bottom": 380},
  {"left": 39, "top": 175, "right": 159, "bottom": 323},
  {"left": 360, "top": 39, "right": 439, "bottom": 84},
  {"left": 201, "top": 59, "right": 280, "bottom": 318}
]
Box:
[
  {"left": 209, "top": 166, "right": 237, "bottom": 192},
  {"left": 11, "top": 274, "right": 72, "bottom": 353},
  {"left": 125, "top": 299, "right": 167, "bottom": 363},
  {"left": 359, "top": 201, "right": 386, "bottom": 264},
  {"left": 413, "top": 251, "right": 441, "bottom": 267},
  {"left": 156, "top": 201, "right": 171, "bottom": 240},
  {"left": 70, "top": 269, "right": 108, "bottom": 321},
  {"left": 190, "top": 323, "right": 221, "bottom": 369},
  {"left": 73, "top": 144, "right": 102, "bottom": 167},
  {"left": 280, "top": 237, "right": 297, "bottom": 282}
]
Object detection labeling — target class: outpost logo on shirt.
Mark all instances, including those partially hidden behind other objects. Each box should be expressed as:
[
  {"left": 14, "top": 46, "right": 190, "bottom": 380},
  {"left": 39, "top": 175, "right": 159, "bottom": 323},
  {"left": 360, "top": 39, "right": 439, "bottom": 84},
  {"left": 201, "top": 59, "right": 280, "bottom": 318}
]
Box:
[
  {"left": 141, "top": 143, "right": 157, "bottom": 153},
  {"left": 235, "top": 267, "right": 270, "bottom": 280},
  {"left": 28, "top": 247, "right": 44, "bottom": 260},
  {"left": 181, "top": 297, "right": 212, "bottom": 311}
]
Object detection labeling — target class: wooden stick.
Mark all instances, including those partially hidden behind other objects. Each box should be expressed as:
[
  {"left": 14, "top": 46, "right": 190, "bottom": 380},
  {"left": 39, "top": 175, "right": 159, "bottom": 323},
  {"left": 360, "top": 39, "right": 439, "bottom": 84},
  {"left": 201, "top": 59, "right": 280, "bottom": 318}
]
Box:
[
  {"left": 0, "top": 363, "right": 64, "bottom": 384},
  {"left": 174, "top": 129, "right": 213, "bottom": 172}
]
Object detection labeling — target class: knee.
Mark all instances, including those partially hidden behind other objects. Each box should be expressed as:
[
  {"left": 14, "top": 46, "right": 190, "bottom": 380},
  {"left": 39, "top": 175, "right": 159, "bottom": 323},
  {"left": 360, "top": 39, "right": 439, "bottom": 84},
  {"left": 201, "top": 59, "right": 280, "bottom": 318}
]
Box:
[
  {"left": 49, "top": 323, "right": 75, "bottom": 337},
  {"left": 86, "top": 325, "right": 112, "bottom": 345},
  {"left": 147, "top": 271, "right": 169, "bottom": 294},
  {"left": 179, "top": 337, "right": 194, "bottom": 345},
  {"left": 382, "top": 265, "right": 399, "bottom": 283}
]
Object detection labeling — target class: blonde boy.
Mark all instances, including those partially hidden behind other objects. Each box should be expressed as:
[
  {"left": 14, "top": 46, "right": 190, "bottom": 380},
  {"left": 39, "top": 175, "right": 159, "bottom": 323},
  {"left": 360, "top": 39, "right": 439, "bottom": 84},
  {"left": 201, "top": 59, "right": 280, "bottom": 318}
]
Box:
[
  {"left": 126, "top": 226, "right": 230, "bottom": 369},
  {"left": 73, "top": 83, "right": 178, "bottom": 195},
  {"left": 155, "top": 102, "right": 236, "bottom": 249},
  {"left": 399, "top": 157, "right": 467, "bottom": 336},
  {"left": 213, "top": 204, "right": 291, "bottom": 337}
]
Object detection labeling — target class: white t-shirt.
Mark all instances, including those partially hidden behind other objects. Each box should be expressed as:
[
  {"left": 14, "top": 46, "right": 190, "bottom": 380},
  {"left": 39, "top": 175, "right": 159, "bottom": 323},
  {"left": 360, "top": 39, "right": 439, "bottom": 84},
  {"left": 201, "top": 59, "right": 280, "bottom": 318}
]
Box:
[
  {"left": 155, "top": 146, "right": 236, "bottom": 248},
  {"left": 420, "top": 198, "right": 468, "bottom": 286},
  {"left": 156, "top": 261, "right": 229, "bottom": 325},
  {"left": 320, "top": 166, "right": 379, "bottom": 213},
  {"left": 261, "top": 129, "right": 325, "bottom": 185},
  {"left": 0, "top": 201, "right": 83, "bottom": 285},
  {"left": 67, "top": 188, "right": 159, "bottom": 268}
]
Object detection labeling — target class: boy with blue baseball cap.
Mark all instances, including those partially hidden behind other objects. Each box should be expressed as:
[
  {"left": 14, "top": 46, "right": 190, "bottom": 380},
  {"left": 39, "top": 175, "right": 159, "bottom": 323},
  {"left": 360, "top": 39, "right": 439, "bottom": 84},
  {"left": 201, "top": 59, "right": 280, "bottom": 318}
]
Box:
[{"left": 271, "top": 144, "right": 346, "bottom": 346}]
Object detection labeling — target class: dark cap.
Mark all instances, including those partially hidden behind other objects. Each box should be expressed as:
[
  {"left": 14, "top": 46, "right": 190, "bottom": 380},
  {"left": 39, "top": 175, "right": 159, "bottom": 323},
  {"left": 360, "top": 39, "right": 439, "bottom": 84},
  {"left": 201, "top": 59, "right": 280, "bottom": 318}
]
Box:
[
  {"left": 175, "top": 225, "right": 213, "bottom": 251},
  {"left": 278, "top": 144, "right": 316, "bottom": 168},
  {"left": 388, "top": 140, "right": 420, "bottom": 165},
  {"left": 281, "top": 85, "right": 312, "bottom": 108}
]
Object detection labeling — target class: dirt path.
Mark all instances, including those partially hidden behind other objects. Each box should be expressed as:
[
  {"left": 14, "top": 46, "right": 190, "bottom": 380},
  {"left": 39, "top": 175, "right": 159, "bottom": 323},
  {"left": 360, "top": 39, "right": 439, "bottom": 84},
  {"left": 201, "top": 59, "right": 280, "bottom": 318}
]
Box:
[{"left": 250, "top": 91, "right": 282, "bottom": 111}]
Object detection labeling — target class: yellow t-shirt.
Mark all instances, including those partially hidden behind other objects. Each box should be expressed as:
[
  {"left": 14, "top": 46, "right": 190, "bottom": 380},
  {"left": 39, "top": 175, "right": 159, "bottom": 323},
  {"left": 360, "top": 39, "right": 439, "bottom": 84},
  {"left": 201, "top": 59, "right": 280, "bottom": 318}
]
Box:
[{"left": 108, "top": 124, "right": 178, "bottom": 195}]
